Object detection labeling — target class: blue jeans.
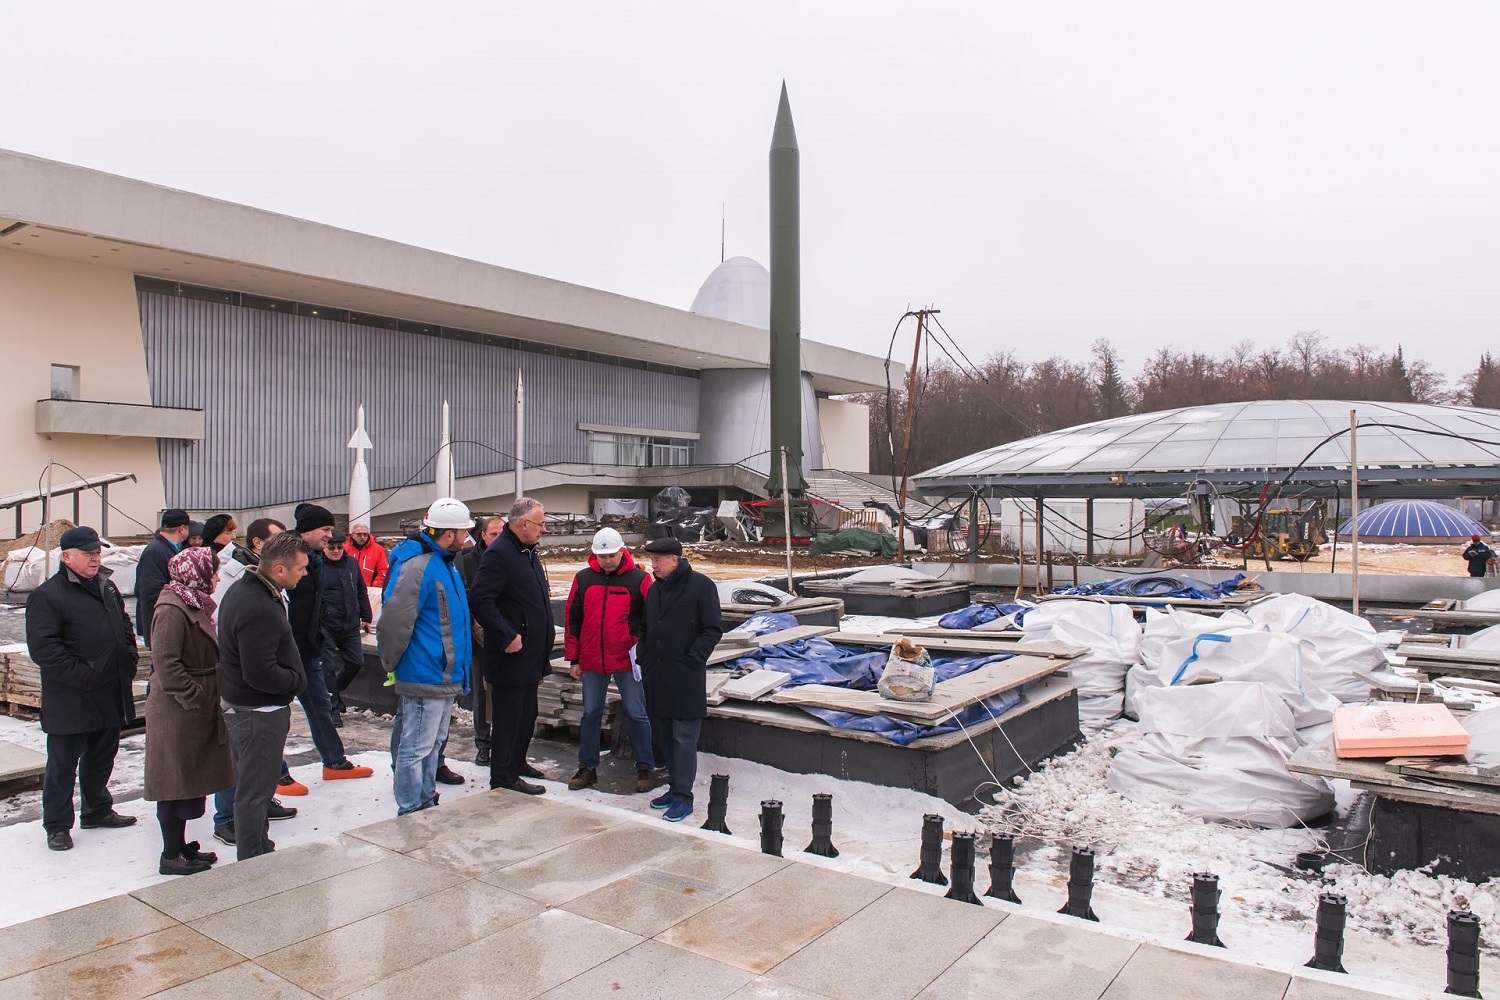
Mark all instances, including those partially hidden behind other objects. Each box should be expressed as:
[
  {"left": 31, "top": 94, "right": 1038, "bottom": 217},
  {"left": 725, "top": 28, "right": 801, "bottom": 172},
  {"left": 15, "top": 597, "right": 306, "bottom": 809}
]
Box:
[
  {"left": 297, "top": 652, "right": 348, "bottom": 767},
  {"left": 579, "top": 670, "right": 654, "bottom": 771},
  {"left": 214, "top": 759, "right": 291, "bottom": 827},
  {"left": 389, "top": 702, "right": 450, "bottom": 767},
  {"left": 657, "top": 717, "right": 701, "bottom": 806},
  {"left": 393, "top": 695, "right": 454, "bottom": 816}
]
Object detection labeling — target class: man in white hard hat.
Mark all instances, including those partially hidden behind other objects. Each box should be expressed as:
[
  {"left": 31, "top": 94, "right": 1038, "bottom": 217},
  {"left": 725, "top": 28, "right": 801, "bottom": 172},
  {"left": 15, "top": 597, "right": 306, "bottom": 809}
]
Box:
[
  {"left": 379, "top": 498, "right": 475, "bottom": 815},
  {"left": 564, "top": 527, "right": 657, "bottom": 793}
]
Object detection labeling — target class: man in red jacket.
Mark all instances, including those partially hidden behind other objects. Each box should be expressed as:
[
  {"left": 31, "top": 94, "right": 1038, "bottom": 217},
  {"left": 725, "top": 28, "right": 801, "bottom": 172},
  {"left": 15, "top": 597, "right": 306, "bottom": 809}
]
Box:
[
  {"left": 564, "top": 528, "right": 656, "bottom": 793},
  {"left": 347, "top": 524, "right": 389, "bottom": 589}
]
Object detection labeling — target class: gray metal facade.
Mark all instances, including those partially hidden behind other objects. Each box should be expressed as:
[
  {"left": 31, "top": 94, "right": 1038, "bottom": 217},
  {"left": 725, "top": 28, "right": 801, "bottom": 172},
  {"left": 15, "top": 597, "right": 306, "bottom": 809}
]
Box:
[{"left": 138, "top": 291, "right": 701, "bottom": 508}]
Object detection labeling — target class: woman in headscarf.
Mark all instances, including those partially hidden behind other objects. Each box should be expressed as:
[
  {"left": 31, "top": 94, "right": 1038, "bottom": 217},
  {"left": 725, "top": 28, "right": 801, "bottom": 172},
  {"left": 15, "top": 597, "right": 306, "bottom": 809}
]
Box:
[{"left": 145, "top": 546, "right": 236, "bottom": 875}]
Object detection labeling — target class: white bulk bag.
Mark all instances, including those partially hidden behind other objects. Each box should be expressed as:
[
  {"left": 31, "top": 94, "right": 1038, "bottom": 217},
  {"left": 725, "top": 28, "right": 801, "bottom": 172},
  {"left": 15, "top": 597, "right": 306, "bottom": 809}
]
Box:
[
  {"left": 1107, "top": 681, "right": 1335, "bottom": 827},
  {"left": 1021, "top": 599, "right": 1140, "bottom": 723},
  {"left": 1247, "top": 593, "right": 1388, "bottom": 702}
]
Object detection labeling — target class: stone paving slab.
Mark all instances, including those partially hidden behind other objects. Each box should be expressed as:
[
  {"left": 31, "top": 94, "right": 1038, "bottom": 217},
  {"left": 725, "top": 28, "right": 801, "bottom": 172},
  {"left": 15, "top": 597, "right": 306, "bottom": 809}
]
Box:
[{"left": 0, "top": 788, "right": 1432, "bottom": 1000}]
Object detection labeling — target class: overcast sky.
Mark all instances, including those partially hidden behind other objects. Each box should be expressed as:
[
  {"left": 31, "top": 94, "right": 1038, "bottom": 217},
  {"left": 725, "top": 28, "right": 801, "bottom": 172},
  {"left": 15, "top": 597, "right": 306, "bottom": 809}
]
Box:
[{"left": 8, "top": 2, "right": 1497, "bottom": 390}]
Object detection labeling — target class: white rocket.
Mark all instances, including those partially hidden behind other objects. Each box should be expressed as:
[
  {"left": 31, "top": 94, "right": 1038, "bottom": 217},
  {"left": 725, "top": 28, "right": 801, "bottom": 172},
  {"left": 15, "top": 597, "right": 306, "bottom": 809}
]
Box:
[
  {"left": 347, "top": 404, "right": 373, "bottom": 525},
  {"left": 434, "top": 400, "right": 456, "bottom": 499},
  {"left": 514, "top": 370, "right": 525, "bottom": 501}
]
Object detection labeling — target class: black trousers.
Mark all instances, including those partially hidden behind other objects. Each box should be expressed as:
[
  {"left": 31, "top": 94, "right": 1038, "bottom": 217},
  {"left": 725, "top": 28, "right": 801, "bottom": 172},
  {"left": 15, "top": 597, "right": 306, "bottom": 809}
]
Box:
[
  {"left": 324, "top": 631, "right": 365, "bottom": 712},
  {"left": 43, "top": 728, "right": 121, "bottom": 833},
  {"left": 473, "top": 680, "right": 492, "bottom": 753},
  {"left": 224, "top": 705, "right": 290, "bottom": 860},
  {"left": 488, "top": 682, "right": 538, "bottom": 788}
]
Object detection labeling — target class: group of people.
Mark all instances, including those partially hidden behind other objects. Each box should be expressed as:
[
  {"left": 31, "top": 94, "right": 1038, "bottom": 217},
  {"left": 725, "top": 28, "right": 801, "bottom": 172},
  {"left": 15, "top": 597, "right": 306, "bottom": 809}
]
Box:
[{"left": 24, "top": 492, "right": 723, "bottom": 877}]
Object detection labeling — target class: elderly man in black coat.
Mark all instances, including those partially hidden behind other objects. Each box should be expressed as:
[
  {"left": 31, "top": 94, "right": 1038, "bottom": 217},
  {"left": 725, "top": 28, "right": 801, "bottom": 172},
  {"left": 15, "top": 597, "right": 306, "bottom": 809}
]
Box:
[
  {"left": 470, "top": 498, "right": 553, "bottom": 794},
  {"left": 637, "top": 537, "right": 722, "bottom": 823},
  {"left": 25, "top": 526, "right": 141, "bottom": 851},
  {"left": 135, "top": 508, "right": 191, "bottom": 649}
]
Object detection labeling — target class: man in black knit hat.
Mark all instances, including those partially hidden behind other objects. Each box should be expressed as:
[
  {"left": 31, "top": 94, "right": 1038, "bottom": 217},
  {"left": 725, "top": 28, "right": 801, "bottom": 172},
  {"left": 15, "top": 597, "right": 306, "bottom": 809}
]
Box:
[
  {"left": 285, "top": 503, "right": 373, "bottom": 784},
  {"left": 136, "top": 508, "right": 190, "bottom": 649}
]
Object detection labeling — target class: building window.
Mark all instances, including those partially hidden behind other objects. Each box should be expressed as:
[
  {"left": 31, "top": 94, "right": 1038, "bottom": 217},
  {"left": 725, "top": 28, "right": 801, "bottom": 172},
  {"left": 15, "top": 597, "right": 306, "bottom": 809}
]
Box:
[
  {"left": 588, "top": 431, "right": 694, "bottom": 467},
  {"left": 50, "top": 364, "right": 79, "bottom": 400}
]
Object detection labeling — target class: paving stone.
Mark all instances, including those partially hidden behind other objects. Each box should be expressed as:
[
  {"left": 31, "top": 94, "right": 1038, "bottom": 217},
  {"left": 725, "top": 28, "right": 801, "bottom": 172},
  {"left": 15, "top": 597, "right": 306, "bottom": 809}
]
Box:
[
  {"left": 258, "top": 881, "right": 545, "bottom": 999},
  {"left": 0, "top": 924, "right": 240, "bottom": 999},
  {"left": 1100, "top": 943, "right": 1290, "bottom": 1000},
  {"left": 916, "top": 912, "right": 1135, "bottom": 1000},
  {"left": 725, "top": 980, "right": 837, "bottom": 1000},
  {"left": 538, "top": 939, "right": 753, "bottom": 999},
  {"left": 131, "top": 836, "right": 392, "bottom": 923},
  {"left": 407, "top": 801, "right": 617, "bottom": 876},
  {"left": 147, "top": 962, "right": 319, "bottom": 998},
  {"left": 345, "top": 790, "right": 550, "bottom": 854},
  {"left": 765, "top": 886, "right": 1002, "bottom": 1000},
  {"left": 1284, "top": 977, "right": 1403, "bottom": 1000},
  {"left": 345, "top": 908, "right": 640, "bottom": 1000},
  {"left": 0, "top": 894, "right": 177, "bottom": 980},
  {"left": 658, "top": 863, "right": 889, "bottom": 974},
  {"left": 480, "top": 821, "right": 691, "bottom": 905},
  {"left": 189, "top": 854, "right": 462, "bottom": 957}
]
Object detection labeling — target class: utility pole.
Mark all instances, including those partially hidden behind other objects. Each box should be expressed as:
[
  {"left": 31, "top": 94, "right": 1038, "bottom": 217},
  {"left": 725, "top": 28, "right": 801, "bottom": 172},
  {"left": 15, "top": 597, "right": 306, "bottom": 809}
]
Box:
[{"left": 896, "top": 308, "right": 938, "bottom": 562}]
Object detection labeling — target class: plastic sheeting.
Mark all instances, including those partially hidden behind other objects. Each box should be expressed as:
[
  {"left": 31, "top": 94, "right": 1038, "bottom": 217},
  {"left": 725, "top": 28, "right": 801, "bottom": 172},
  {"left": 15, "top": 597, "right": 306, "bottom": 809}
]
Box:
[
  {"left": 1052, "top": 573, "right": 1247, "bottom": 601},
  {"left": 1020, "top": 600, "right": 1140, "bottom": 723},
  {"left": 1246, "top": 593, "right": 1391, "bottom": 702},
  {"left": 1107, "top": 681, "right": 1335, "bottom": 827},
  {"left": 808, "top": 529, "right": 897, "bottom": 558},
  {"left": 4, "top": 542, "right": 143, "bottom": 595},
  {"left": 938, "top": 603, "right": 1034, "bottom": 629}
]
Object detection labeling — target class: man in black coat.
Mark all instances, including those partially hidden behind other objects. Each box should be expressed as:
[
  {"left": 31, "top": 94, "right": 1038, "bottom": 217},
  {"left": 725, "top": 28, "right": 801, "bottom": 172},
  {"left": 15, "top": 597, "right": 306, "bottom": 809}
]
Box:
[
  {"left": 459, "top": 515, "right": 506, "bottom": 764},
  {"left": 1462, "top": 535, "right": 1496, "bottom": 578},
  {"left": 25, "top": 526, "right": 141, "bottom": 851},
  {"left": 637, "top": 537, "right": 722, "bottom": 823},
  {"left": 470, "top": 499, "right": 553, "bottom": 794},
  {"left": 135, "top": 508, "right": 190, "bottom": 649},
  {"left": 319, "top": 529, "right": 372, "bottom": 720}
]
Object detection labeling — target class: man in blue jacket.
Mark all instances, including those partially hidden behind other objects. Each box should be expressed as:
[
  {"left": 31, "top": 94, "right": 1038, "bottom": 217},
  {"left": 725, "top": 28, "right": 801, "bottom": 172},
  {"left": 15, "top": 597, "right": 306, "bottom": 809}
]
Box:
[{"left": 380, "top": 497, "right": 474, "bottom": 815}]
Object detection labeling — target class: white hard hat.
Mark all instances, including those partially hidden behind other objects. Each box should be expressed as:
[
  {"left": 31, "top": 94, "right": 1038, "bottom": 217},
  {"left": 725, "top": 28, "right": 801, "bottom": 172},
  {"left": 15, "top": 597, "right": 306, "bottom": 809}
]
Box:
[
  {"left": 424, "top": 497, "right": 475, "bottom": 530},
  {"left": 591, "top": 527, "right": 625, "bottom": 554}
]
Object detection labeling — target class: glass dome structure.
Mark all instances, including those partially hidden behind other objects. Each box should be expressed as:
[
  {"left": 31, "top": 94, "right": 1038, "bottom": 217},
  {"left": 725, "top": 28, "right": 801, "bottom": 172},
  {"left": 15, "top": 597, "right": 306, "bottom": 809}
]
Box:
[
  {"left": 1335, "top": 500, "right": 1488, "bottom": 542},
  {"left": 914, "top": 400, "right": 1500, "bottom": 499}
]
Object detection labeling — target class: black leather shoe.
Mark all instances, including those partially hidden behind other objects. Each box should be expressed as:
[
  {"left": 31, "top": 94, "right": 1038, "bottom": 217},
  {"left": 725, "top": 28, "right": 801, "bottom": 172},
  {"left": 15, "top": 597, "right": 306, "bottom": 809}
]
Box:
[
  {"left": 47, "top": 830, "right": 73, "bottom": 851},
  {"left": 435, "top": 764, "right": 465, "bottom": 786},
  {"left": 80, "top": 811, "right": 138, "bottom": 829},
  {"left": 267, "top": 798, "right": 298, "bottom": 821},
  {"left": 159, "top": 854, "right": 212, "bottom": 876},
  {"left": 182, "top": 841, "right": 218, "bottom": 865},
  {"left": 475, "top": 747, "right": 491, "bottom": 766},
  {"left": 497, "top": 778, "right": 545, "bottom": 795},
  {"left": 519, "top": 762, "right": 544, "bottom": 779}
]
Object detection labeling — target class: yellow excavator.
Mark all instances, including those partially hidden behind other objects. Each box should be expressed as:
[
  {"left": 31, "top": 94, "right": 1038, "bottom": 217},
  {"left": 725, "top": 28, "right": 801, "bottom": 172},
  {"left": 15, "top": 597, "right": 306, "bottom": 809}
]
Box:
[{"left": 1234, "top": 500, "right": 1328, "bottom": 562}]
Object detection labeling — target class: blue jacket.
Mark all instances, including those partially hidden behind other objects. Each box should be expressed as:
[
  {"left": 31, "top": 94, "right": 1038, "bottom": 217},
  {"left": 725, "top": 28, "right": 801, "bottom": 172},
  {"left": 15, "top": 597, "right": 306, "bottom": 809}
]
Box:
[{"left": 379, "top": 532, "right": 472, "bottom": 698}]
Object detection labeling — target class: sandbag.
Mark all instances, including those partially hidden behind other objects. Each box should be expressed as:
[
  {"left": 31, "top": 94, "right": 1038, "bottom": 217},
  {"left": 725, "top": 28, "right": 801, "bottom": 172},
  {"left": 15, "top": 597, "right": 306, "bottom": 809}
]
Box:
[
  {"left": 1126, "top": 627, "right": 1339, "bottom": 728},
  {"left": 1107, "top": 681, "right": 1335, "bottom": 827},
  {"left": 1246, "top": 593, "right": 1388, "bottom": 702},
  {"left": 1021, "top": 599, "right": 1139, "bottom": 723}
]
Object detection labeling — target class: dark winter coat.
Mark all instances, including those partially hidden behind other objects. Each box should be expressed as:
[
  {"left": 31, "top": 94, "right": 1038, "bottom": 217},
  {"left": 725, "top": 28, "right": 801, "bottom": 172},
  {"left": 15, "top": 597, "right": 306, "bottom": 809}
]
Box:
[
  {"left": 565, "top": 549, "right": 650, "bottom": 674},
  {"left": 144, "top": 591, "right": 235, "bottom": 801},
  {"left": 1463, "top": 542, "right": 1495, "bottom": 577},
  {"left": 318, "top": 553, "right": 371, "bottom": 637},
  {"left": 638, "top": 560, "right": 722, "bottom": 720},
  {"left": 134, "top": 533, "right": 180, "bottom": 644},
  {"left": 217, "top": 570, "right": 307, "bottom": 708},
  {"left": 25, "top": 563, "right": 139, "bottom": 735},
  {"left": 285, "top": 536, "right": 325, "bottom": 663},
  {"left": 469, "top": 525, "right": 554, "bottom": 687},
  {"left": 458, "top": 537, "right": 488, "bottom": 649}
]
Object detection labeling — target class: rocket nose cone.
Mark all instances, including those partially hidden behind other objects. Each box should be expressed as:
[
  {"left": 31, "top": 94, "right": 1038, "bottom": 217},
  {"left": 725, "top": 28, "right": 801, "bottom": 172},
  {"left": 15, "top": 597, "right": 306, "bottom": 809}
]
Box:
[{"left": 771, "top": 82, "right": 798, "bottom": 151}]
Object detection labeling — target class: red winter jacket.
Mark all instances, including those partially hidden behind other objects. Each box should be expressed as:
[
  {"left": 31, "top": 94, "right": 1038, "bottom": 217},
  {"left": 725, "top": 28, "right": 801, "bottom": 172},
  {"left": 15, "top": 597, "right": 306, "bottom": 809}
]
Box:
[
  {"left": 564, "top": 549, "right": 651, "bottom": 674},
  {"left": 348, "top": 536, "right": 389, "bottom": 588}
]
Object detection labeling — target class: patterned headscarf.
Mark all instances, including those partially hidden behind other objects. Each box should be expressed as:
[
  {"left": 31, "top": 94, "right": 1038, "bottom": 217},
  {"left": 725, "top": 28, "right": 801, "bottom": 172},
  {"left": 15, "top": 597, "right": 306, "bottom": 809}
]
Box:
[{"left": 164, "top": 545, "right": 217, "bottom": 617}]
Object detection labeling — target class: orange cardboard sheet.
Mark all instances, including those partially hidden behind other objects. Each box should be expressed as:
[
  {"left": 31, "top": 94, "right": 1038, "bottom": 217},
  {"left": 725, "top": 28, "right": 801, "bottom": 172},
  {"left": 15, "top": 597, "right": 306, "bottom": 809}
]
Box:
[{"left": 1332, "top": 703, "right": 1470, "bottom": 759}]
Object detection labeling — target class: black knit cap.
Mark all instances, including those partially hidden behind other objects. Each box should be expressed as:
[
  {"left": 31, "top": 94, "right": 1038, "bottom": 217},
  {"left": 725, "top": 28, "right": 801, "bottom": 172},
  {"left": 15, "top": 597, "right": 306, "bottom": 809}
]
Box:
[
  {"left": 160, "top": 508, "right": 190, "bottom": 529},
  {"left": 294, "top": 503, "right": 336, "bottom": 533},
  {"left": 202, "top": 513, "right": 234, "bottom": 545}
]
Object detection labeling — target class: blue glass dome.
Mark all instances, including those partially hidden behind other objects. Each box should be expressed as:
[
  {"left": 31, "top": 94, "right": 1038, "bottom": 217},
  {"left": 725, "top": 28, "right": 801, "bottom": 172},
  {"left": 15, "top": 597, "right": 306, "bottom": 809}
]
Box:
[{"left": 1337, "top": 500, "right": 1488, "bottom": 542}]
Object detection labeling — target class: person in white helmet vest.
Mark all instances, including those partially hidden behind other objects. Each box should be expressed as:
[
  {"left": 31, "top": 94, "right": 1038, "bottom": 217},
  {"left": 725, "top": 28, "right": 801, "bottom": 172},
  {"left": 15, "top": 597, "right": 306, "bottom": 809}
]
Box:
[
  {"left": 564, "top": 527, "right": 657, "bottom": 792},
  {"left": 379, "top": 498, "right": 474, "bottom": 815}
]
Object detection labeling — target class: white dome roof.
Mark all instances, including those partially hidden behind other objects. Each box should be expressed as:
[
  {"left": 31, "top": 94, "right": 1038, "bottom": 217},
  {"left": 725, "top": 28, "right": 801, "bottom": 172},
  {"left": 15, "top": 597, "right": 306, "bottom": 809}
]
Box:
[{"left": 689, "top": 256, "right": 769, "bottom": 328}]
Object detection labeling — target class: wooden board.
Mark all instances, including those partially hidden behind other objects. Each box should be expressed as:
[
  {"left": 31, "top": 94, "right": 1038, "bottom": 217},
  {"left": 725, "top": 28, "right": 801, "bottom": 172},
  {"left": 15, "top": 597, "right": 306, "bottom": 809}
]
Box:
[
  {"left": 1365, "top": 607, "right": 1500, "bottom": 626},
  {"left": 1034, "top": 591, "right": 1271, "bottom": 609},
  {"left": 1289, "top": 738, "right": 1500, "bottom": 816},
  {"left": 1397, "top": 644, "right": 1500, "bottom": 666},
  {"left": 768, "top": 653, "right": 1062, "bottom": 722},
  {"left": 880, "top": 626, "right": 1027, "bottom": 641},
  {"left": 1391, "top": 753, "right": 1500, "bottom": 790},
  {"left": 830, "top": 631, "right": 1086, "bottom": 661},
  {"left": 707, "top": 625, "right": 836, "bottom": 666}
]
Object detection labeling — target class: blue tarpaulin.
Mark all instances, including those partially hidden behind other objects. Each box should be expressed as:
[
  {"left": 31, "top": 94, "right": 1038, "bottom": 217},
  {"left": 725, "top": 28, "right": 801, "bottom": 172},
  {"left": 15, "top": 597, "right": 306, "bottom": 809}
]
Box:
[
  {"left": 1051, "top": 573, "right": 1246, "bottom": 601},
  {"left": 938, "top": 603, "right": 1033, "bottom": 629},
  {"left": 724, "top": 635, "right": 1021, "bottom": 744}
]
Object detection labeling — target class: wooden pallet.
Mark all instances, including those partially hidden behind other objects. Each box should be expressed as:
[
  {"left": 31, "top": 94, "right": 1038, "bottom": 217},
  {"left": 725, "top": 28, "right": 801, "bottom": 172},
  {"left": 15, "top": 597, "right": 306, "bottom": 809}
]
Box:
[{"left": 769, "top": 653, "right": 1063, "bottom": 723}]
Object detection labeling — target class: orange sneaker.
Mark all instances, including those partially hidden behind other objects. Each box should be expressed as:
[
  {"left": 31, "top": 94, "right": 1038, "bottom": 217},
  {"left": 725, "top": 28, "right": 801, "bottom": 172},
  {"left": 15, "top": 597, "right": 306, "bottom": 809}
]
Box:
[
  {"left": 323, "top": 762, "right": 375, "bottom": 780},
  {"left": 277, "top": 777, "right": 310, "bottom": 796}
]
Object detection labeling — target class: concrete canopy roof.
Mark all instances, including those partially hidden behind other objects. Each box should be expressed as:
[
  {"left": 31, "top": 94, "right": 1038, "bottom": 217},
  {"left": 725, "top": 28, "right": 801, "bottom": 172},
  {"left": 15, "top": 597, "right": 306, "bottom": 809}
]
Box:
[
  {"left": 914, "top": 399, "right": 1500, "bottom": 500},
  {"left": 0, "top": 149, "right": 888, "bottom": 395}
]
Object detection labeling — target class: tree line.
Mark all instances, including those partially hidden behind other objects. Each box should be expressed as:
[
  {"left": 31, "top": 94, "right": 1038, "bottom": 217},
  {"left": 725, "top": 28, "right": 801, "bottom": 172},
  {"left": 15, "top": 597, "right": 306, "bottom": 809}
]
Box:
[{"left": 856, "top": 332, "right": 1500, "bottom": 478}]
